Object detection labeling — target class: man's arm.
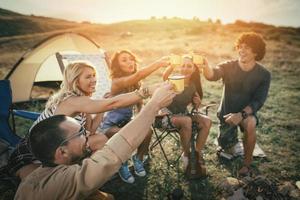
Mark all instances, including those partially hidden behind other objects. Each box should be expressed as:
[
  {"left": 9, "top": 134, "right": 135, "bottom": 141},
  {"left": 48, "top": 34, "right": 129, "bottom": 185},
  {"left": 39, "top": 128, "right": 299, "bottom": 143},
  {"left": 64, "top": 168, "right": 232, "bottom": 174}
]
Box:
[
  {"left": 202, "top": 58, "right": 223, "bottom": 81},
  {"left": 224, "top": 71, "right": 271, "bottom": 126},
  {"left": 67, "top": 83, "right": 176, "bottom": 197},
  {"left": 248, "top": 71, "right": 271, "bottom": 113}
]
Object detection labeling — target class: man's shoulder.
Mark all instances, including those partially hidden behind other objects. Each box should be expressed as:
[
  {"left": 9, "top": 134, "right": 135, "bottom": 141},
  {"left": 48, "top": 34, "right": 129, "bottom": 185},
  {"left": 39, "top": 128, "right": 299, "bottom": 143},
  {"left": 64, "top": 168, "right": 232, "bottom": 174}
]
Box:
[
  {"left": 255, "top": 62, "right": 271, "bottom": 78},
  {"left": 217, "top": 59, "right": 237, "bottom": 68},
  {"left": 21, "top": 165, "right": 76, "bottom": 185}
]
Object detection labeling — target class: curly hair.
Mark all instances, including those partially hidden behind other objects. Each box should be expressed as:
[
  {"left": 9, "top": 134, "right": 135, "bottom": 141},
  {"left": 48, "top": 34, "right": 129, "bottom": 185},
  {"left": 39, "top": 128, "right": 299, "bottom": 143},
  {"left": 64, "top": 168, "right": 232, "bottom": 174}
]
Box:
[{"left": 235, "top": 32, "right": 266, "bottom": 61}]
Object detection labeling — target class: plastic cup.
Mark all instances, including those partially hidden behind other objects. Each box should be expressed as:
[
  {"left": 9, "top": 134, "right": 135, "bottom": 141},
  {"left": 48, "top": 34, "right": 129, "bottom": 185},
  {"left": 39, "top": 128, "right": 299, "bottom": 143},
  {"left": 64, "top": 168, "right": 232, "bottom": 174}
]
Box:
[
  {"left": 192, "top": 55, "right": 204, "bottom": 65},
  {"left": 170, "top": 55, "right": 182, "bottom": 67},
  {"left": 168, "top": 75, "right": 185, "bottom": 92}
]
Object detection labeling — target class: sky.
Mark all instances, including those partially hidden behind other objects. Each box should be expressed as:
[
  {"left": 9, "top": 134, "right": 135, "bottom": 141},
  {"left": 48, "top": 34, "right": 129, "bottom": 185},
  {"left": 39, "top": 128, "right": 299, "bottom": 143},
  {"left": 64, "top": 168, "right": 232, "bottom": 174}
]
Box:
[{"left": 1, "top": 0, "right": 300, "bottom": 27}]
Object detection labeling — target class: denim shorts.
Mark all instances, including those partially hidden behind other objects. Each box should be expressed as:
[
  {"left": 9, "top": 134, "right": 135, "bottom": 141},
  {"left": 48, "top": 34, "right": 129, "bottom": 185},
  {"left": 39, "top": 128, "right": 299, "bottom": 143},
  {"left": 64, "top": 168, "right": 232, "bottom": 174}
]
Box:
[{"left": 101, "top": 108, "right": 133, "bottom": 133}]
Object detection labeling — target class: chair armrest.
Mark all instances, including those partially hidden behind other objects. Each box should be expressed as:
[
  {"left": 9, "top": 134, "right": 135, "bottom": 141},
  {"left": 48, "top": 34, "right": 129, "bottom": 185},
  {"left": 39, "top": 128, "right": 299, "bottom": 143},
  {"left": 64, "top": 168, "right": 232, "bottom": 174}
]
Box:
[
  {"left": 13, "top": 110, "right": 40, "bottom": 121},
  {"left": 202, "top": 103, "right": 217, "bottom": 115}
]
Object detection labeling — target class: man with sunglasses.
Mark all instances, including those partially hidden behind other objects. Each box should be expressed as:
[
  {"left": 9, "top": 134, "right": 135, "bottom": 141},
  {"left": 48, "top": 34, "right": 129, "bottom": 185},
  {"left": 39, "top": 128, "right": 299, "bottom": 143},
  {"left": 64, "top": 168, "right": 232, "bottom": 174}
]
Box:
[
  {"left": 14, "top": 83, "right": 175, "bottom": 200},
  {"left": 202, "top": 32, "right": 271, "bottom": 176}
]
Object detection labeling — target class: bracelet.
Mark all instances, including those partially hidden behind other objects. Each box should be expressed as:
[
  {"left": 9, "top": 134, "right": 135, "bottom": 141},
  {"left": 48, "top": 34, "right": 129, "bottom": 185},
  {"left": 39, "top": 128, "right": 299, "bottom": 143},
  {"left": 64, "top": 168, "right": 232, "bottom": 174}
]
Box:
[
  {"left": 142, "top": 87, "right": 150, "bottom": 98},
  {"left": 241, "top": 110, "right": 248, "bottom": 120},
  {"left": 134, "top": 89, "right": 147, "bottom": 99}
]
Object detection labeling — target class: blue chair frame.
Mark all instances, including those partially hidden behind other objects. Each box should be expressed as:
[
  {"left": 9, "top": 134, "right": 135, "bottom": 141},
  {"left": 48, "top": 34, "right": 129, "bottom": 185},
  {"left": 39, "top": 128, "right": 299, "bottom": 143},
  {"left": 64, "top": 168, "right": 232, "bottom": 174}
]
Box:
[{"left": 0, "top": 80, "right": 40, "bottom": 147}]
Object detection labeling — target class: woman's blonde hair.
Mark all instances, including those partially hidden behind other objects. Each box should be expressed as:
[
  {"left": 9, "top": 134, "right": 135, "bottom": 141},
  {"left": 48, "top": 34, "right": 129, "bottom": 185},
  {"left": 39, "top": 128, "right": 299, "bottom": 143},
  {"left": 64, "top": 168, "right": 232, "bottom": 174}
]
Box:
[{"left": 46, "top": 62, "right": 96, "bottom": 109}]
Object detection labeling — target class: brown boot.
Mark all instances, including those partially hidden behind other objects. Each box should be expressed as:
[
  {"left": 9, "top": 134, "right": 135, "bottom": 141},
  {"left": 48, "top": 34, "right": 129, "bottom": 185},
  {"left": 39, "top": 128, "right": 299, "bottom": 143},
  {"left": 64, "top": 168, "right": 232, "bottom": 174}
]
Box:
[{"left": 198, "top": 153, "right": 207, "bottom": 177}]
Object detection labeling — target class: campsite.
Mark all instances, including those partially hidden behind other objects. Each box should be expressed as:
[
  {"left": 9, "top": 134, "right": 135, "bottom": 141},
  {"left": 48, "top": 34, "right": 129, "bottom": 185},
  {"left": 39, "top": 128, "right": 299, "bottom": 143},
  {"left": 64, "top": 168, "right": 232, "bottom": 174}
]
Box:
[{"left": 1, "top": 7, "right": 300, "bottom": 200}]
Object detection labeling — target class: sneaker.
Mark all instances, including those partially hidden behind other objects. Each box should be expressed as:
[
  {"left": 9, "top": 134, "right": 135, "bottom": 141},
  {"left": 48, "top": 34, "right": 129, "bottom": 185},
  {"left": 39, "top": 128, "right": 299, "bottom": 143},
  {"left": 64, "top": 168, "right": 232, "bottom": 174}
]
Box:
[
  {"left": 118, "top": 163, "right": 135, "bottom": 183},
  {"left": 181, "top": 153, "right": 189, "bottom": 171},
  {"left": 132, "top": 154, "right": 146, "bottom": 177}
]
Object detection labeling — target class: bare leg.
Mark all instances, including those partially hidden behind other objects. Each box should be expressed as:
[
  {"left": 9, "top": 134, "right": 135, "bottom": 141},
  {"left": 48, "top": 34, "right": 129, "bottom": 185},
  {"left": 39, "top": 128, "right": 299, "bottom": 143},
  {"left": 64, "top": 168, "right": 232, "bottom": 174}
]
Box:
[
  {"left": 239, "top": 116, "right": 257, "bottom": 174},
  {"left": 194, "top": 114, "right": 212, "bottom": 155},
  {"left": 172, "top": 116, "right": 192, "bottom": 157}
]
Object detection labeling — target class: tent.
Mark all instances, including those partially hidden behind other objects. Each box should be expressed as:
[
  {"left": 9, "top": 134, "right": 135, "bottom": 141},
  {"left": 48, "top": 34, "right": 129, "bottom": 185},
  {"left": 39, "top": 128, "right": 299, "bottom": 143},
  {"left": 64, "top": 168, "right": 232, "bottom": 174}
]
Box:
[{"left": 5, "top": 32, "right": 108, "bottom": 103}]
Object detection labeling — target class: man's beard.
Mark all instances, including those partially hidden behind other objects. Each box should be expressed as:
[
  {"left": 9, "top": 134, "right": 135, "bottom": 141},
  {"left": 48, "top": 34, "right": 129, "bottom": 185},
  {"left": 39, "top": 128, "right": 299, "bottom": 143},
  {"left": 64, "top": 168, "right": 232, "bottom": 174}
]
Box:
[{"left": 69, "top": 146, "right": 92, "bottom": 165}]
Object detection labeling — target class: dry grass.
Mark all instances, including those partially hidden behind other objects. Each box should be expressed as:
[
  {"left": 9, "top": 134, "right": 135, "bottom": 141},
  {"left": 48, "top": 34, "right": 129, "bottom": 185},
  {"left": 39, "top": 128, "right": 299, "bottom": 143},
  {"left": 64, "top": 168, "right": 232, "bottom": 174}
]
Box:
[{"left": 1, "top": 17, "right": 300, "bottom": 199}]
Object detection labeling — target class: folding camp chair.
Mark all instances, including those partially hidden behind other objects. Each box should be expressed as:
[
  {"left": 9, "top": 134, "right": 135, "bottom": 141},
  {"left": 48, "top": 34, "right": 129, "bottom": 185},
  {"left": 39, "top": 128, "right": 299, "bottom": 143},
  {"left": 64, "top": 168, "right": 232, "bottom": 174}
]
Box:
[
  {"left": 0, "top": 80, "right": 40, "bottom": 147},
  {"left": 150, "top": 104, "right": 216, "bottom": 167},
  {"left": 55, "top": 52, "right": 111, "bottom": 99}
]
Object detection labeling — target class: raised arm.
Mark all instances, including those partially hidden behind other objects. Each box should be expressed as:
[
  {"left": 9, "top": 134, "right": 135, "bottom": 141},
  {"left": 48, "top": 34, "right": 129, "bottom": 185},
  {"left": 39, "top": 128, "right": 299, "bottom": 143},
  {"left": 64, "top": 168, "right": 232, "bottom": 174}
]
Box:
[
  {"left": 162, "top": 65, "right": 175, "bottom": 81},
  {"left": 111, "top": 57, "right": 169, "bottom": 95},
  {"left": 201, "top": 58, "right": 216, "bottom": 80},
  {"left": 65, "top": 83, "right": 176, "bottom": 198},
  {"left": 55, "top": 86, "right": 159, "bottom": 116}
]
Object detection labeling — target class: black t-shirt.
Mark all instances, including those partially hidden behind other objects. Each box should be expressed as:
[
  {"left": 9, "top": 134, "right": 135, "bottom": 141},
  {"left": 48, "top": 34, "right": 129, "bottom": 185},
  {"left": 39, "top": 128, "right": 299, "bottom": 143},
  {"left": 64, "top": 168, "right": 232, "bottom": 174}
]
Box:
[
  {"left": 167, "top": 84, "right": 196, "bottom": 114},
  {"left": 209, "top": 60, "right": 271, "bottom": 121}
]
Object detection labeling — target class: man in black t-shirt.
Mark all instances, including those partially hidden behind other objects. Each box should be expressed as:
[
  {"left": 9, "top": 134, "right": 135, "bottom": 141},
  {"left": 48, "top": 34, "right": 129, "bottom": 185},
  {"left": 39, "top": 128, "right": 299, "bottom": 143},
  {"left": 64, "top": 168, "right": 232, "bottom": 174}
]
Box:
[{"left": 202, "top": 32, "right": 271, "bottom": 176}]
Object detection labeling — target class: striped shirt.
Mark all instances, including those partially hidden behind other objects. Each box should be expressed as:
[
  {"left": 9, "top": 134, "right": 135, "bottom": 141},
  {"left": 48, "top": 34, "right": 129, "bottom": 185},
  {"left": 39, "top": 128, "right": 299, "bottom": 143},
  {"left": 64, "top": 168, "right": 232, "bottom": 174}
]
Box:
[{"left": 30, "top": 94, "right": 86, "bottom": 131}]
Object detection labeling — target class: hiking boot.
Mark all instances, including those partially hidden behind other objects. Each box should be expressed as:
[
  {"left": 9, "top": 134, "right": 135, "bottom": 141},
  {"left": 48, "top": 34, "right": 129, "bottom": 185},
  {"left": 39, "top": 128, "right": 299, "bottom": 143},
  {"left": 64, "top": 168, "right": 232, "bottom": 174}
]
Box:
[
  {"left": 118, "top": 162, "right": 135, "bottom": 183},
  {"left": 132, "top": 154, "right": 146, "bottom": 177}
]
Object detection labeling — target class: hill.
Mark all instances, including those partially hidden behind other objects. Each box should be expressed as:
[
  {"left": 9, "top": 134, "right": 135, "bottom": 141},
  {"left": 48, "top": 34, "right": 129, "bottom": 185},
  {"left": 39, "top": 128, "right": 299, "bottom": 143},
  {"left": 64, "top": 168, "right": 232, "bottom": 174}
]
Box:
[
  {"left": 0, "top": 8, "right": 81, "bottom": 37},
  {"left": 0, "top": 7, "right": 300, "bottom": 200}
]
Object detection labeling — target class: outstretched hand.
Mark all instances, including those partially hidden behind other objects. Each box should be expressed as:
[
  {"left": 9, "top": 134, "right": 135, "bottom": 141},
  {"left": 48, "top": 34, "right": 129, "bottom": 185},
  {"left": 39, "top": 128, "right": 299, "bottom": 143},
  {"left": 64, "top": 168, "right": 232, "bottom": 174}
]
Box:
[
  {"left": 156, "top": 56, "right": 171, "bottom": 68},
  {"left": 195, "top": 57, "right": 208, "bottom": 70},
  {"left": 150, "top": 82, "right": 176, "bottom": 109}
]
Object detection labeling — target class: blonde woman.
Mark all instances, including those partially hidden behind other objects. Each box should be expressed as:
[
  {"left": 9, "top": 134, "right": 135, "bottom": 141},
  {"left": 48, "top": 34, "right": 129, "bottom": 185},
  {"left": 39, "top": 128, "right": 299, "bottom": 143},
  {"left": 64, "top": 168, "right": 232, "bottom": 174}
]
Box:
[{"left": 8, "top": 62, "right": 160, "bottom": 180}]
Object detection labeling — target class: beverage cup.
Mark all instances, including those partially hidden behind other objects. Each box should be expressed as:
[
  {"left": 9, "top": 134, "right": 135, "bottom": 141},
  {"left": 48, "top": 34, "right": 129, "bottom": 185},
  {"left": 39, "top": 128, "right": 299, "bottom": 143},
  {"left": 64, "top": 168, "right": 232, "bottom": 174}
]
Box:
[
  {"left": 192, "top": 54, "right": 204, "bottom": 65},
  {"left": 170, "top": 55, "right": 182, "bottom": 67},
  {"left": 168, "top": 75, "right": 185, "bottom": 92}
]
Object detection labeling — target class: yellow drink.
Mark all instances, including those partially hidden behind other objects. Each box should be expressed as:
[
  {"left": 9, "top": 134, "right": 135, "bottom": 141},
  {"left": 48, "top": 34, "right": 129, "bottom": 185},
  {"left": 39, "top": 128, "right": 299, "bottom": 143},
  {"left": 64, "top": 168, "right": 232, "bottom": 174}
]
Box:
[
  {"left": 192, "top": 55, "right": 204, "bottom": 65},
  {"left": 170, "top": 55, "right": 182, "bottom": 67},
  {"left": 169, "top": 75, "right": 185, "bottom": 92}
]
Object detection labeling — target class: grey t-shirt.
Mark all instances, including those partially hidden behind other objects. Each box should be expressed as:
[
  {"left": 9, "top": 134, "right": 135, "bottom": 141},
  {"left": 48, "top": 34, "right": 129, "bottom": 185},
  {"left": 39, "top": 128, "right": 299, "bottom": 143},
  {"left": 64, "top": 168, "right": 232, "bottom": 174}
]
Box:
[{"left": 209, "top": 60, "right": 271, "bottom": 121}]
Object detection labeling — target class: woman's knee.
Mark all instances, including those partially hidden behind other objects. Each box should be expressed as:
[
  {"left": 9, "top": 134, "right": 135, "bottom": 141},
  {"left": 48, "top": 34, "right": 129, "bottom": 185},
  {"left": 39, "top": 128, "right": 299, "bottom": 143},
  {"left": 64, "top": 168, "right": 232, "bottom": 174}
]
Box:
[
  {"left": 172, "top": 116, "right": 192, "bottom": 131},
  {"left": 182, "top": 117, "right": 192, "bottom": 130},
  {"left": 197, "top": 115, "right": 212, "bottom": 131}
]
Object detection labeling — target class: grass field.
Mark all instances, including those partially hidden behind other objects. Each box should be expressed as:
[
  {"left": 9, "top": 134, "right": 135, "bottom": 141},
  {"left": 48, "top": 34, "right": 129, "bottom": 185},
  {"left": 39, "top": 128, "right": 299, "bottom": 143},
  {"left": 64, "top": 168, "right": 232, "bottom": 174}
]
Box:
[{"left": 1, "top": 12, "right": 300, "bottom": 199}]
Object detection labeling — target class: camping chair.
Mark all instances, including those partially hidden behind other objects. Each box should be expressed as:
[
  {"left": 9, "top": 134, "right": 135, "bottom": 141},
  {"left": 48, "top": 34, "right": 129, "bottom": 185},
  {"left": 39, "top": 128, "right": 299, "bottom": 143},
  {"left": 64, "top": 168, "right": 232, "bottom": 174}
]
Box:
[
  {"left": 0, "top": 80, "right": 40, "bottom": 147},
  {"left": 55, "top": 52, "right": 111, "bottom": 99},
  {"left": 150, "top": 104, "right": 216, "bottom": 167}
]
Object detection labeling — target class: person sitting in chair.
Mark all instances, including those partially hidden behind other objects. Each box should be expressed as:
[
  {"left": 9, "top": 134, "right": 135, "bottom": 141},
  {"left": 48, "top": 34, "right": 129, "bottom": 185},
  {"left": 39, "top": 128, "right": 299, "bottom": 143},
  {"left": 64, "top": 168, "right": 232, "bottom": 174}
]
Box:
[
  {"left": 161, "top": 54, "right": 212, "bottom": 176},
  {"left": 202, "top": 32, "right": 271, "bottom": 176},
  {"left": 14, "top": 83, "right": 175, "bottom": 200},
  {"left": 100, "top": 50, "right": 170, "bottom": 183},
  {"left": 8, "top": 62, "right": 163, "bottom": 181}
]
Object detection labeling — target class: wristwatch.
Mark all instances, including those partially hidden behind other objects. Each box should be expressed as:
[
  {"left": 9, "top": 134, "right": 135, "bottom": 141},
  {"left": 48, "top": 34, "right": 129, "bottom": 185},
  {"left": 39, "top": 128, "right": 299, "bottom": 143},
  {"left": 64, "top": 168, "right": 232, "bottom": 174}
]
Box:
[{"left": 241, "top": 110, "right": 248, "bottom": 120}]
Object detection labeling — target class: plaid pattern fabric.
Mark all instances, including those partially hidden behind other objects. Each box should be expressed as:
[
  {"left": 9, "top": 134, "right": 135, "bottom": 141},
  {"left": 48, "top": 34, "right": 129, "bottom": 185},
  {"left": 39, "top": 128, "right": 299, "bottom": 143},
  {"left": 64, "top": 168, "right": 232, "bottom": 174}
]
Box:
[{"left": 7, "top": 138, "right": 39, "bottom": 175}]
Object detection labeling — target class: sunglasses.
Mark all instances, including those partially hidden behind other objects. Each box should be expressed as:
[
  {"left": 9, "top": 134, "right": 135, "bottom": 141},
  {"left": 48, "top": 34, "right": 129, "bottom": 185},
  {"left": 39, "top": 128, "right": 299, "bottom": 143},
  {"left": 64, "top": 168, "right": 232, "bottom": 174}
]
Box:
[{"left": 59, "top": 127, "right": 87, "bottom": 147}]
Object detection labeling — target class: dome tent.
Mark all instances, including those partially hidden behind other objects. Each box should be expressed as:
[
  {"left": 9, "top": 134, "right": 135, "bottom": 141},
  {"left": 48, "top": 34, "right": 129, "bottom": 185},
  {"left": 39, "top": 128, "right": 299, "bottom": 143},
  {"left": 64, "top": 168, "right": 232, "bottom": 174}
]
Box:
[{"left": 5, "top": 32, "right": 109, "bottom": 103}]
